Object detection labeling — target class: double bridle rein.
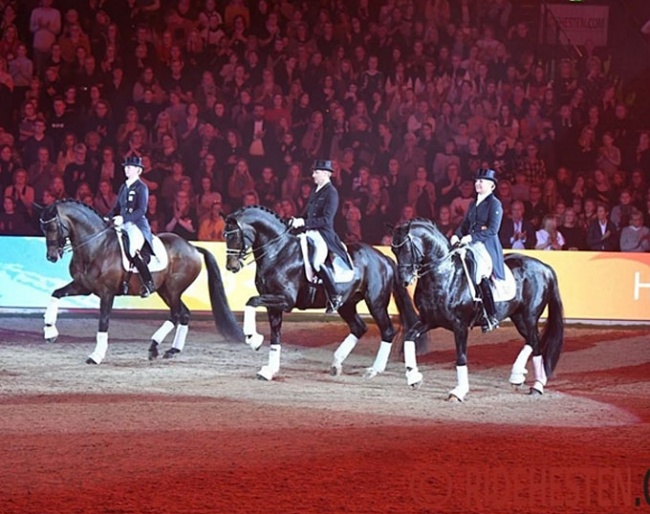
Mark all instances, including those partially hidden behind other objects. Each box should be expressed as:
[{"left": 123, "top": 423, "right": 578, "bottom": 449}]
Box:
[
  {"left": 224, "top": 220, "right": 290, "bottom": 268},
  {"left": 40, "top": 209, "right": 112, "bottom": 257},
  {"left": 391, "top": 225, "right": 437, "bottom": 280}
]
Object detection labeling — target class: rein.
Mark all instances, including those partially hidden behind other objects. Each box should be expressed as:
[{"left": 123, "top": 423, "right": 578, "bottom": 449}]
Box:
[
  {"left": 41, "top": 212, "right": 112, "bottom": 256},
  {"left": 225, "top": 223, "right": 291, "bottom": 268},
  {"left": 392, "top": 226, "right": 448, "bottom": 279}
]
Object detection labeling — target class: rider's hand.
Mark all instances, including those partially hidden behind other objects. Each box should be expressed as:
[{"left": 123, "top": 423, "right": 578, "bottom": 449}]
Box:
[
  {"left": 112, "top": 215, "right": 124, "bottom": 227},
  {"left": 460, "top": 235, "right": 472, "bottom": 245},
  {"left": 450, "top": 235, "right": 460, "bottom": 246},
  {"left": 290, "top": 217, "right": 305, "bottom": 229}
]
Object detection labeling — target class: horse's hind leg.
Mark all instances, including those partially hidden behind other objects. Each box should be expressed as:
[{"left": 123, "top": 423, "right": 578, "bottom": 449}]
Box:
[
  {"left": 363, "top": 301, "right": 396, "bottom": 379},
  {"left": 509, "top": 313, "right": 545, "bottom": 394},
  {"left": 44, "top": 282, "right": 91, "bottom": 343},
  {"left": 164, "top": 301, "right": 190, "bottom": 359},
  {"left": 330, "top": 303, "right": 367, "bottom": 376}
]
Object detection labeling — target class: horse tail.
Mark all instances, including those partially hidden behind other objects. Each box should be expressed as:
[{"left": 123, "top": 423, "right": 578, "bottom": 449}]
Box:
[
  {"left": 391, "top": 264, "right": 427, "bottom": 353},
  {"left": 195, "top": 246, "right": 244, "bottom": 341},
  {"left": 540, "top": 268, "right": 564, "bottom": 377}
]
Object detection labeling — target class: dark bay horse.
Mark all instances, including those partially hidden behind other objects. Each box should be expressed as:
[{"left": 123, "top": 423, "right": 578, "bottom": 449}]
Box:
[
  {"left": 39, "top": 199, "right": 242, "bottom": 364},
  {"left": 391, "top": 219, "right": 564, "bottom": 400},
  {"left": 224, "top": 205, "right": 420, "bottom": 380}
]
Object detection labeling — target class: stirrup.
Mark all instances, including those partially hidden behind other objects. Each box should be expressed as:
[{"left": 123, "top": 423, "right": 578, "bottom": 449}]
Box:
[
  {"left": 140, "top": 282, "right": 155, "bottom": 298},
  {"left": 481, "top": 318, "right": 499, "bottom": 333},
  {"left": 326, "top": 295, "right": 343, "bottom": 314}
]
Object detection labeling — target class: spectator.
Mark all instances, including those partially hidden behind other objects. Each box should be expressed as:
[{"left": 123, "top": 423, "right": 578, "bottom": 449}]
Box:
[
  {"left": 500, "top": 200, "right": 536, "bottom": 250},
  {"left": 93, "top": 179, "right": 117, "bottom": 217},
  {"left": 535, "top": 214, "right": 565, "bottom": 251},
  {"left": 198, "top": 196, "right": 225, "bottom": 242},
  {"left": 4, "top": 168, "right": 34, "bottom": 218},
  {"left": 619, "top": 209, "right": 650, "bottom": 253},
  {"left": 587, "top": 203, "right": 617, "bottom": 251},
  {"left": 560, "top": 208, "right": 586, "bottom": 251},
  {"left": 0, "top": 196, "right": 31, "bottom": 235},
  {"left": 165, "top": 189, "right": 197, "bottom": 240}
]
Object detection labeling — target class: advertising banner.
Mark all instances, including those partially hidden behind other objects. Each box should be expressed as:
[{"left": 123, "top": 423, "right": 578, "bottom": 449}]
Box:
[
  {"left": 540, "top": 3, "right": 609, "bottom": 47},
  {"left": 1, "top": 237, "right": 650, "bottom": 322}
]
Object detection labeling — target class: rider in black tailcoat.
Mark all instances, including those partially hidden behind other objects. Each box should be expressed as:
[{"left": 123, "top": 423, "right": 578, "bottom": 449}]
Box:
[
  {"left": 108, "top": 155, "right": 156, "bottom": 297},
  {"left": 290, "top": 159, "right": 351, "bottom": 312},
  {"left": 452, "top": 168, "right": 505, "bottom": 332}
]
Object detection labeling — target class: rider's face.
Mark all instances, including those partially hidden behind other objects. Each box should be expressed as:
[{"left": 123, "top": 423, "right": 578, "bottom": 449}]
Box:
[
  {"left": 124, "top": 165, "right": 141, "bottom": 180},
  {"left": 475, "top": 178, "right": 494, "bottom": 195},
  {"left": 312, "top": 168, "right": 330, "bottom": 186}
]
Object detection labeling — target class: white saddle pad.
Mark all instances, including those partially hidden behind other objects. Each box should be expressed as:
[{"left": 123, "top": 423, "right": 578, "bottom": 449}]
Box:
[
  {"left": 116, "top": 230, "right": 169, "bottom": 273},
  {"left": 455, "top": 245, "right": 516, "bottom": 302},
  {"left": 298, "top": 233, "right": 355, "bottom": 284},
  {"left": 491, "top": 265, "right": 516, "bottom": 302}
]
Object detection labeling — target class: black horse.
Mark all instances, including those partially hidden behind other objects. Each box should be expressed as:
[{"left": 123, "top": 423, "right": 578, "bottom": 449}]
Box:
[
  {"left": 224, "top": 205, "right": 420, "bottom": 380},
  {"left": 39, "top": 199, "right": 242, "bottom": 363},
  {"left": 391, "top": 219, "right": 564, "bottom": 400}
]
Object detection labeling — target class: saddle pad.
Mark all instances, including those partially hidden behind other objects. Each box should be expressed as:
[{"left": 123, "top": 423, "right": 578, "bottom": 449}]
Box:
[
  {"left": 117, "top": 230, "right": 169, "bottom": 273},
  {"left": 298, "top": 233, "right": 355, "bottom": 284},
  {"left": 491, "top": 265, "right": 516, "bottom": 302}
]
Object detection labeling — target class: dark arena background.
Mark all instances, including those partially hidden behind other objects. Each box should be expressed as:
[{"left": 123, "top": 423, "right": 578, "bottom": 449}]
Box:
[{"left": 1, "top": 0, "right": 650, "bottom": 513}]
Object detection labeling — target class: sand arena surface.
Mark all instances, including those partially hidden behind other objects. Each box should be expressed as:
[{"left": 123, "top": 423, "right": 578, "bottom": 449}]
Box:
[{"left": 0, "top": 315, "right": 649, "bottom": 514}]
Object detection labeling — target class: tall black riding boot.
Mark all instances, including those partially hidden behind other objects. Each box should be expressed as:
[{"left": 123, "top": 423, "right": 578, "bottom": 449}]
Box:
[
  {"left": 478, "top": 278, "right": 499, "bottom": 333},
  {"left": 317, "top": 265, "right": 343, "bottom": 313},
  {"left": 132, "top": 253, "right": 156, "bottom": 298}
]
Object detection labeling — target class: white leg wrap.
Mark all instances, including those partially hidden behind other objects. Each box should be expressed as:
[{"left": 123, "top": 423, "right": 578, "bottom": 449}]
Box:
[
  {"left": 257, "top": 344, "right": 281, "bottom": 381},
  {"left": 370, "top": 341, "right": 392, "bottom": 373},
  {"left": 333, "top": 334, "right": 359, "bottom": 364},
  {"left": 152, "top": 320, "right": 175, "bottom": 344},
  {"left": 243, "top": 305, "right": 257, "bottom": 335},
  {"left": 449, "top": 365, "right": 470, "bottom": 401},
  {"left": 509, "top": 345, "right": 533, "bottom": 385},
  {"left": 172, "top": 324, "right": 189, "bottom": 351},
  {"left": 404, "top": 340, "right": 418, "bottom": 369},
  {"left": 87, "top": 332, "right": 108, "bottom": 364},
  {"left": 243, "top": 305, "right": 264, "bottom": 350},
  {"left": 44, "top": 297, "right": 59, "bottom": 326},
  {"left": 532, "top": 355, "right": 547, "bottom": 393},
  {"left": 44, "top": 325, "right": 59, "bottom": 341}
]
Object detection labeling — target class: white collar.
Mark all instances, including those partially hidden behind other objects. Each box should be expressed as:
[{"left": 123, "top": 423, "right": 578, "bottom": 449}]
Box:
[
  {"left": 126, "top": 176, "right": 139, "bottom": 187},
  {"left": 315, "top": 179, "right": 330, "bottom": 192},
  {"left": 476, "top": 192, "right": 490, "bottom": 205}
]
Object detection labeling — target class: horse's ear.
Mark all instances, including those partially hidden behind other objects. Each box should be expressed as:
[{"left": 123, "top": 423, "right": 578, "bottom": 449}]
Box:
[{"left": 384, "top": 223, "right": 395, "bottom": 236}]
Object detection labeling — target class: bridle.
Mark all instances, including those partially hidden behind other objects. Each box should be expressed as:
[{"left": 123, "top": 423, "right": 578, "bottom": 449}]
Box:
[
  {"left": 391, "top": 224, "right": 433, "bottom": 280},
  {"left": 224, "top": 219, "right": 290, "bottom": 268},
  {"left": 40, "top": 207, "right": 112, "bottom": 257}
]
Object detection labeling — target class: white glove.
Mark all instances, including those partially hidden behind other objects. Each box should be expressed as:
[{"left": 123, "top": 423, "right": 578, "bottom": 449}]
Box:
[
  {"left": 291, "top": 217, "right": 305, "bottom": 228},
  {"left": 450, "top": 235, "right": 460, "bottom": 246},
  {"left": 460, "top": 235, "right": 472, "bottom": 245},
  {"left": 112, "top": 215, "right": 124, "bottom": 227}
]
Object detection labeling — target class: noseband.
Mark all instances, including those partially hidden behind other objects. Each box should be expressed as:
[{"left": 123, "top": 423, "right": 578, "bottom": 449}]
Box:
[
  {"left": 391, "top": 226, "right": 434, "bottom": 280},
  {"left": 224, "top": 218, "right": 291, "bottom": 267},
  {"left": 40, "top": 210, "right": 69, "bottom": 258}
]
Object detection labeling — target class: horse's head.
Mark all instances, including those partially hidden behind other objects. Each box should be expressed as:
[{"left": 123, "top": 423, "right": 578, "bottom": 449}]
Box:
[
  {"left": 390, "top": 222, "right": 424, "bottom": 287},
  {"left": 224, "top": 215, "right": 253, "bottom": 273},
  {"left": 39, "top": 203, "right": 68, "bottom": 262}
]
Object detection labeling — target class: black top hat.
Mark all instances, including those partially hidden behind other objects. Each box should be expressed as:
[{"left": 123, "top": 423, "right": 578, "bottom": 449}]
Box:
[
  {"left": 312, "top": 159, "right": 334, "bottom": 173},
  {"left": 476, "top": 168, "right": 498, "bottom": 184},
  {"left": 123, "top": 155, "right": 144, "bottom": 169}
]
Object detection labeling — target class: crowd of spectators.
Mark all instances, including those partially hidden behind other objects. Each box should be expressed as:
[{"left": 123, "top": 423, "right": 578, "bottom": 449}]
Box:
[{"left": 1, "top": 0, "right": 650, "bottom": 252}]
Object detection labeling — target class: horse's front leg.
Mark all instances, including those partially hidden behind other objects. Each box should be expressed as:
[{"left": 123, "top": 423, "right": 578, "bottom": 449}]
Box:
[
  {"left": 448, "top": 324, "right": 470, "bottom": 402},
  {"left": 44, "top": 281, "right": 92, "bottom": 343},
  {"left": 243, "top": 294, "right": 291, "bottom": 351},
  {"left": 403, "top": 319, "right": 434, "bottom": 389},
  {"left": 86, "top": 293, "right": 115, "bottom": 365},
  {"left": 257, "top": 307, "right": 284, "bottom": 381}
]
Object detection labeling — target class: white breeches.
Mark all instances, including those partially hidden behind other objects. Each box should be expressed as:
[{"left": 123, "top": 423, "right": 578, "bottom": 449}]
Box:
[
  {"left": 124, "top": 222, "right": 144, "bottom": 257},
  {"left": 306, "top": 230, "right": 328, "bottom": 271}
]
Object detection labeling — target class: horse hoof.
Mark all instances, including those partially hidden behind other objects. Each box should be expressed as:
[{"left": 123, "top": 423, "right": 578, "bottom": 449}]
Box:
[
  {"left": 163, "top": 348, "right": 181, "bottom": 359},
  {"left": 409, "top": 380, "right": 422, "bottom": 390},
  {"left": 148, "top": 344, "right": 159, "bottom": 361},
  {"left": 45, "top": 336, "right": 58, "bottom": 344},
  {"left": 330, "top": 363, "right": 342, "bottom": 376},
  {"left": 363, "top": 367, "right": 378, "bottom": 379},
  {"left": 447, "top": 394, "right": 462, "bottom": 402},
  {"left": 529, "top": 387, "right": 543, "bottom": 396},
  {"left": 511, "top": 383, "right": 524, "bottom": 391},
  {"left": 256, "top": 366, "right": 277, "bottom": 381},
  {"left": 85, "top": 357, "right": 99, "bottom": 365},
  {"left": 246, "top": 333, "right": 264, "bottom": 351},
  {"left": 406, "top": 369, "right": 423, "bottom": 388}
]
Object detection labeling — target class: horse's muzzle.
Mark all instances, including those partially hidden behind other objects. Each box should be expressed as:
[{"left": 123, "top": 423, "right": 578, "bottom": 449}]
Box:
[{"left": 226, "top": 257, "right": 242, "bottom": 273}]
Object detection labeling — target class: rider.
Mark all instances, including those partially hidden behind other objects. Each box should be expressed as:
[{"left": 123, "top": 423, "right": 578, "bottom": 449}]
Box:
[
  {"left": 290, "top": 159, "right": 351, "bottom": 313},
  {"left": 109, "top": 155, "right": 156, "bottom": 297},
  {"left": 451, "top": 168, "right": 505, "bottom": 332}
]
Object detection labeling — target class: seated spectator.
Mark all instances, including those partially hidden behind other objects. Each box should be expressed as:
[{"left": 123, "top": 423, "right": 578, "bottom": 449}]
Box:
[
  {"left": 586, "top": 203, "right": 618, "bottom": 251},
  {"left": 341, "top": 196, "right": 362, "bottom": 244},
  {"left": 0, "top": 196, "right": 32, "bottom": 235},
  {"left": 406, "top": 165, "right": 436, "bottom": 219},
  {"left": 198, "top": 197, "right": 226, "bottom": 242},
  {"left": 28, "top": 146, "right": 58, "bottom": 202},
  {"left": 93, "top": 180, "right": 117, "bottom": 217},
  {"left": 197, "top": 175, "right": 222, "bottom": 223},
  {"left": 56, "top": 132, "right": 77, "bottom": 174},
  {"left": 228, "top": 158, "right": 256, "bottom": 208},
  {"left": 165, "top": 189, "right": 197, "bottom": 240},
  {"left": 561, "top": 208, "right": 587, "bottom": 251},
  {"left": 500, "top": 200, "right": 537, "bottom": 250},
  {"left": 610, "top": 189, "right": 634, "bottom": 231},
  {"left": 63, "top": 143, "right": 95, "bottom": 197},
  {"left": 146, "top": 193, "right": 166, "bottom": 235},
  {"left": 620, "top": 209, "right": 650, "bottom": 252},
  {"left": 449, "top": 179, "right": 474, "bottom": 227},
  {"left": 436, "top": 204, "right": 457, "bottom": 241},
  {"left": 535, "top": 214, "right": 565, "bottom": 251},
  {"left": 5, "top": 167, "right": 34, "bottom": 218}
]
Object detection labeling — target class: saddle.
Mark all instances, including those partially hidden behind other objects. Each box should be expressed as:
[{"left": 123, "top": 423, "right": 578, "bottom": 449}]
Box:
[
  {"left": 298, "top": 233, "right": 355, "bottom": 284},
  {"left": 116, "top": 229, "right": 169, "bottom": 273},
  {"left": 453, "top": 245, "right": 516, "bottom": 303}
]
